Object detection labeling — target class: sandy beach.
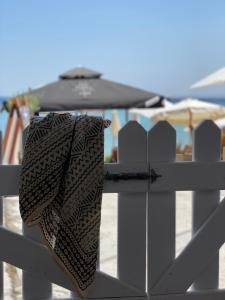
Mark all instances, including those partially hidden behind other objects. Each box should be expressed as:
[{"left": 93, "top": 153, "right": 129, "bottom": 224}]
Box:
[{"left": 2, "top": 191, "right": 225, "bottom": 299}]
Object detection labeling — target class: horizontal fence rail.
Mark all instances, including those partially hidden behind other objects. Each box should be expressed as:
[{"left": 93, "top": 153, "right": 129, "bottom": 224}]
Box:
[{"left": 1, "top": 161, "right": 225, "bottom": 196}]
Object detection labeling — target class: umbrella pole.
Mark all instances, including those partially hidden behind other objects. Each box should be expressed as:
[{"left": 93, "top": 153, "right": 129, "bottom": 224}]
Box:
[
  {"left": 188, "top": 108, "right": 193, "bottom": 145},
  {"left": 125, "top": 109, "right": 129, "bottom": 123},
  {"left": 112, "top": 136, "right": 115, "bottom": 148},
  {"left": 132, "top": 112, "right": 140, "bottom": 122}
]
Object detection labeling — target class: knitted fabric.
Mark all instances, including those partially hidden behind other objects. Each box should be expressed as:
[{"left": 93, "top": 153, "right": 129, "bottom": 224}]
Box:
[{"left": 19, "top": 113, "right": 110, "bottom": 297}]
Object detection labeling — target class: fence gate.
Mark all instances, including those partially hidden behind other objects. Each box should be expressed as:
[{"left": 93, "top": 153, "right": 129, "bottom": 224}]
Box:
[{"left": 0, "top": 120, "right": 225, "bottom": 300}]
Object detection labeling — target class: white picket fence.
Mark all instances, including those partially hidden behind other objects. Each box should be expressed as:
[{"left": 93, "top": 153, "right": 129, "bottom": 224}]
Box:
[{"left": 1, "top": 120, "right": 225, "bottom": 300}]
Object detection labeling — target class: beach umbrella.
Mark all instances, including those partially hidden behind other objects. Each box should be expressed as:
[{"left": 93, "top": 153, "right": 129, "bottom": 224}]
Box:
[
  {"left": 111, "top": 109, "right": 121, "bottom": 148},
  {"left": 215, "top": 117, "right": 225, "bottom": 128},
  {"left": 191, "top": 66, "right": 225, "bottom": 89},
  {"left": 111, "top": 110, "right": 121, "bottom": 138},
  {"left": 130, "top": 99, "right": 174, "bottom": 119},
  {"left": 215, "top": 118, "right": 225, "bottom": 156},
  {"left": 150, "top": 98, "right": 225, "bottom": 132},
  {"left": 24, "top": 67, "right": 166, "bottom": 111}
]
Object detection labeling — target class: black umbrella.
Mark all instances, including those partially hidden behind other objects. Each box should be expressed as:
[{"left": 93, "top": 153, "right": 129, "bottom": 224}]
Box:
[{"left": 24, "top": 67, "right": 167, "bottom": 111}]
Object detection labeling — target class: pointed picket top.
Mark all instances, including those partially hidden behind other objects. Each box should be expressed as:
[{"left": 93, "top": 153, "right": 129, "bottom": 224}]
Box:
[
  {"left": 193, "top": 120, "right": 221, "bottom": 161},
  {"left": 119, "top": 120, "right": 145, "bottom": 136},
  {"left": 147, "top": 121, "right": 176, "bottom": 291},
  {"left": 195, "top": 119, "right": 220, "bottom": 133},
  {"left": 118, "top": 121, "right": 147, "bottom": 162},
  {"left": 148, "top": 121, "right": 176, "bottom": 162}
]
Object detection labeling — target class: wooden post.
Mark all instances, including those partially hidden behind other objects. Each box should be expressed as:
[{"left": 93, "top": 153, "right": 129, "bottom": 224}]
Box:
[
  {"left": 192, "top": 120, "right": 220, "bottom": 290},
  {"left": 117, "top": 121, "right": 147, "bottom": 291},
  {"left": 222, "top": 146, "right": 225, "bottom": 160},
  {"left": 22, "top": 128, "right": 52, "bottom": 300},
  {"left": 147, "top": 121, "right": 176, "bottom": 293},
  {"left": 0, "top": 131, "right": 3, "bottom": 300},
  {"left": 125, "top": 109, "right": 129, "bottom": 123}
]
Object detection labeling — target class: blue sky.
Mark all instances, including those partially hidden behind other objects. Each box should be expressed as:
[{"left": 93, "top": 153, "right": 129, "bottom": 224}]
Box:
[{"left": 0, "top": 0, "right": 225, "bottom": 99}]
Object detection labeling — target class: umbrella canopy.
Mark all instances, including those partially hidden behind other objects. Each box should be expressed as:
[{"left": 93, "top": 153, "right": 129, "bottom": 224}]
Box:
[
  {"left": 24, "top": 67, "right": 166, "bottom": 111},
  {"left": 151, "top": 98, "right": 225, "bottom": 129},
  {"left": 215, "top": 117, "right": 225, "bottom": 128},
  {"left": 130, "top": 99, "right": 173, "bottom": 119},
  {"left": 191, "top": 66, "right": 225, "bottom": 89}
]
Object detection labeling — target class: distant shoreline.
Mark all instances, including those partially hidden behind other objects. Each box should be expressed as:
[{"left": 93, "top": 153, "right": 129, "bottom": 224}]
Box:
[{"left": 1, "top": 96, "right": 224, "bottom": 104}]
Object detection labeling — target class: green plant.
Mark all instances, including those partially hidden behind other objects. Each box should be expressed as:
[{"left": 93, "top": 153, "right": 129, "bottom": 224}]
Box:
[{"left": 5, "top": 94, "right": 41, "bottom": 113}]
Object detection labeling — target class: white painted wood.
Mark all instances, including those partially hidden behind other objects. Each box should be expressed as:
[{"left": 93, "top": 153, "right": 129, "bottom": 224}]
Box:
[
  {"left": 22, "top": 128, "right": 52, "bottom": 300},
  {"left": 105, "top": 162, "right": 148, "bottom": 174},
  {"left": 150, "top": 289, "right": 225, "bottom": 299},
  {"left": 192, "top": 120, "right": 220, "bottom": 290},
  {"left": 0, "top": 163, "right": 149, "bottom": 196},
  {"left": 147, "top": 121, "right": 176, "bottom": 292},
  {"left": 0, "top": 165, "right": 20, "bottom": 196},
  {"left": 3, "top": 160, "right": 225, "bottom": 195},
  {"left": 91, "top": 297, "right": 147, "bottom": 300},
  {"left": 52, "top": 298, "right": 147, "bottom": 300},
  {"left": 149, "top": 161, "right": 225, "bottom": 191},
  {"left": 118, "top": 121, "right": 147, "bottom": 291},
  {"left": 91, "top": 271, "right": 146, "bottom": 299},
  {"left": 1, "top": 121, "right": 224, "bottom": 299},
  {"left": 0, "top": 131, "right": 3, "bottom": 300},
  {"left": 0, "top": 227, "right": 146, "bottom": 298},
  {"left": 22, "top": 225, "right": 52, "bottom": 299},
  {"left": 104, "top": 162, "right": 149, "bottom": 193},
  {"left": 151, "top": 197, "right": 225, "bottom": 294},
  {"left": 104, "top": 180, "right": 148, "bottom": 192}
]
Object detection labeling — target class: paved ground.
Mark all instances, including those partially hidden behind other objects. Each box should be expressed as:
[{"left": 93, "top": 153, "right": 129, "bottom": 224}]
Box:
[{"left": 2, "top": 191, "right": 225, "bottom": 299}]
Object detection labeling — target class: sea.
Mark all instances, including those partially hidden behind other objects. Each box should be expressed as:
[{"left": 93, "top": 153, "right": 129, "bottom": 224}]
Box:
[{"left": 0, "top": 96, "right": 224, "bottom": 156}]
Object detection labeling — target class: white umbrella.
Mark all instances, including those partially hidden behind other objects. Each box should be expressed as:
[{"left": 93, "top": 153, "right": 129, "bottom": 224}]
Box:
[
  {"left": 215, "top": 117, "right": 225, "bottom": 128},
  {"left": 191, "top": 66, "right": 225, "bottom": 89},
  {"left": 151, "top": 98, "right": 225, "bottom": 132},
  {"left": 130, "top": 99, "right": 174, "bottom": 119},
  {"left": 215, "top": 118, "right": 225, "bottom": 158}
]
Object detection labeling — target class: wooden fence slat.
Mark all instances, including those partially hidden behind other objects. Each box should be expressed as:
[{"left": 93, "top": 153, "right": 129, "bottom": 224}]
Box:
[
  {"left": 151, "top": 196, "right": 225, "bottom": 294},
  {"left": 151, "top": 289, "right": 225, "bottom": 300},
  {"left": 0, "top": 227, "right": 145, "bottom": 298},
  {"left": 0, "top": 131, "right": 3, "bottom": 300},
  {"left": 51, "top": 296, "right": 148, "bottom": 300},
  {"left": 0, "top": 165, "right": 20, "bottom": 195},
  {"left": 192, "top": 120, "right": 220, "bottom": 290},
  {"left": 91, "top": 298, "right": 147, "bottom": 300},
  {"left": 51, "top": 297, "right": 148, "bottom": 300},
  {"left": 147, "top": 121, "right": 176, "bottom": 292},
  {"left": 22, "top": 128, "right": 52, "bottom": 300},
  {"left": 22, "top": 225, "right": 52, "bottom": 299},
  {"left": 117, "top": 121, "right": 147, "bottom": 291}
]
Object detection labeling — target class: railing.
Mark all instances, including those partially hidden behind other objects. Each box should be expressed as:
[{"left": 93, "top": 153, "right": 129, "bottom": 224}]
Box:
[{"left": 0, "top": 120, "right": 225, "bottom": 300}]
